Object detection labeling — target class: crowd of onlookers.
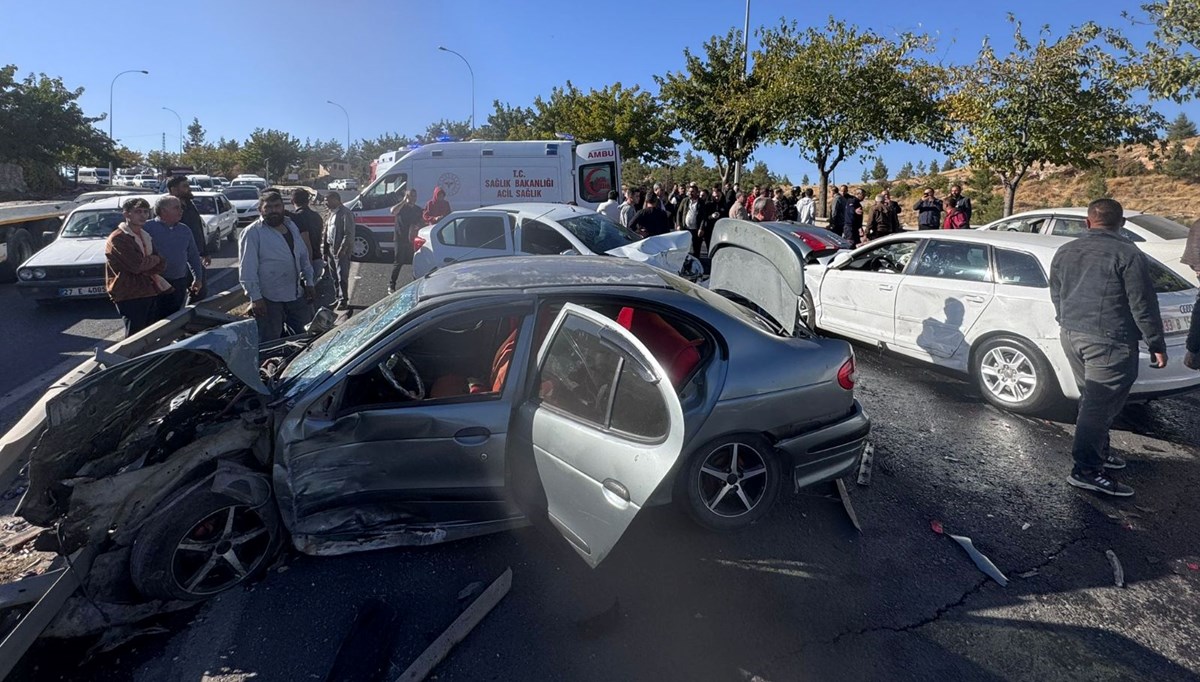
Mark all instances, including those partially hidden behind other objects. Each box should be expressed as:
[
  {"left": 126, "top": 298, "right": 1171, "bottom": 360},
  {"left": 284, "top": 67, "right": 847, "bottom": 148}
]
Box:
[{"left": 595, "top": 180, "right": 975, "bottom": 255}]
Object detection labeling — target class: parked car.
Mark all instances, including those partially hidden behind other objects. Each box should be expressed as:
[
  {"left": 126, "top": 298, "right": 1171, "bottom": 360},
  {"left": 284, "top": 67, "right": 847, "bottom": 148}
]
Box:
[
  {"left": 190, "top": 191, "right": 238, "bottom": 247},
  {"left": 232, "top": 174, "right": 269, "bottom": 190},
  {"left": 13, "top": 226, "right": 869, "bottom": 605},
  {"left": 328, "top": 178, "right": 358, "bottom": 191},
  {"left": 801, "top": 230, "right": 1199, "bottom": 414},
  {"left": 135, "top": 174, "right": 160, "bottom": 188},
  {"left": 15, "top": 195, "right": 162, "bottom": 303},
  {"left": 975, "top": 208, "right": 1197, "bottom": 285},
  {"left": 222, "top": 185, "right": 261, "bottom": 237},
  {"left": 412, "top": 203, "right": 703, "bottom": 280}
]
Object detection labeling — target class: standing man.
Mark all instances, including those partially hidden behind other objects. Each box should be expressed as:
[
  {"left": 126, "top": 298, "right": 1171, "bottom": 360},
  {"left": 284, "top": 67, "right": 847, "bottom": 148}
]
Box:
[
  {"left": 595, "top": 189, "right": 621, "bottom": 223},
  {"left": 881, "top": 190, "right": 902, "bottom": 233},
  {"left": 239, "top": 191, "right": 315, "bottom": 342},
  {"left": 291, "top": 189, "right": 325, "bottom": 282},
  {"left": 843, "top": 188, "right": 865, "bottom": 245},
  {"left": 913, "top": 188, "right": 943, "bottom": 230},
  {"left": 388, "top": 189, "right": 423, "bottom": 293},
  {"left": 629, "top": 195, "right": 673, "bottom": 238},
  {"left": 674, "top": 183, "right": 703, "bottom": 255},
  {"left": 797, "top": 188, "right": 816, "bottom": 225},
  {"left": 1049, "top": 198, "right": 1167, "bottom": 497},
  {"left": 167, "top": 176, "right": 209, "bottom": 299},
  {"left": 831, "top": 184, "right": 848, "bottom": 236},
  {"left": 105, "top": 197, "right": 169, "bottom": 337},
  {"left": 949, "top": 183, "right": 973, "bottom": 227},
  {"left": 619, "top": 187, "right": 640, "bottom": 228},
  {"left": 144, "top": 195, "right": 204, "bottom": 318},
  {"left": 324, "top": 191, "right": 356, "bottom": 310},
  {"left": 422, "top": 186, "right": 451, "bottom": 226}
]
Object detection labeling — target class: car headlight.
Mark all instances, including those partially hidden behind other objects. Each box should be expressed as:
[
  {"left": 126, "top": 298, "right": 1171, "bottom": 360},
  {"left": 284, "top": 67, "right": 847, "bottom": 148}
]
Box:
[
  {"left": 33, "top": 268, "right": 47, "bottom": 279},
  {"left": 18, "top": 269, "right": 33, "bottom": 281}
]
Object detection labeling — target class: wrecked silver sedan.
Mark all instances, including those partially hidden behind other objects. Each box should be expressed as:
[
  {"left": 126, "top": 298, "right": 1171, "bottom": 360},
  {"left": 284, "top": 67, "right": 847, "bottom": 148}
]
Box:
[{"left": 8, "top": 223, "right": 869, "bottom": 620}]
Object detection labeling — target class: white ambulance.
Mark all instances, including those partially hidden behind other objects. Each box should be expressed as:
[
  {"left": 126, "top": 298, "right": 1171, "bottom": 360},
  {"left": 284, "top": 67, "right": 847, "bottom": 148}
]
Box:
[{"left": 345, "top": 139, "right": 621, "bottom": 260}]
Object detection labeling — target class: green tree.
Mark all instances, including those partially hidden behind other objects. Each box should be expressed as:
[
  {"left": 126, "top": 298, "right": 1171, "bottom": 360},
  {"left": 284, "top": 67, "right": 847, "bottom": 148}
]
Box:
[
  {"left": 113, "top": 145, "right": 143, "bottom": 168},
  {"left": 656, "top": 29, "right": 769, "bottom": 184},
  {"left": 529, "top": 81, "right": 676, "bottom": 163},
  {"left": 967, "top": 165, "right": 1004, "bottom": 224},
  {"left": 1110, "top": 2, "right": 1200, "bottom": 103},
  {"left": 948, "top": 18, "right": 1161, "bottom": 216},
  {"left": 742, "top": 160, "right": 774, "bottom": 189},
  {"left": 754, "top": 19, "right": 946, "bottom": 218},
  {"left": 1159, "top": 140, "right": 1200, "bottom": 181},
  {"left": 1084, "top": 168, "right": 1111, "bottom": 200},
  {"left": 860, "top": 167, "right": 871, "bottom": 183},
  {"left": 870, "top": 157, "right": 889, "bottom": 182},
  {"left": 147, "top": 150, "right": 181, "bottom": 171},
  {"left": 478, "top": 101, "right": 537, "bottom": 140},
  {"left": 801, "top": 173, "right": 810, "bottom": 185},
  {"left": 897, "top": 161, "right": 914, "bottom": 179},
  {"left": 929, "top": 159, "right": 941, "bottom": 175},
  {"left": 241, "top": 128, "right": 301, "bottom": 181},
  {"left": 186, "top": 117, "right": 205, "bottom": 149},
  {"left": 1167, "top": 112, "right": 1198, "bottom": 140},
  {"left": 0, "top": 65, "right": 113, "bottom": 186},
  {"left": 423, "top": 119, "right": 473, "bottom": 141},
  {"left": 915, "top": 160, "right": 927, "bottom": 176}
]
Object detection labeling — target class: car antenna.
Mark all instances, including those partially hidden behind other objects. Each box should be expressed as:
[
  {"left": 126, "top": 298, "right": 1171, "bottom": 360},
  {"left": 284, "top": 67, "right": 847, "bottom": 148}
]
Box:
[{"left": 426, "top": 205, "right": 561, "bottom": 276}]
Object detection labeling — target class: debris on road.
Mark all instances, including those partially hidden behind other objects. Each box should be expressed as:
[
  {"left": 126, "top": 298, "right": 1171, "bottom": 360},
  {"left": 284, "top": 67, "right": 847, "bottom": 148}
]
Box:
[
  {"left": 835, "top": 479, "right": 862, "bottom": 533},
  {"left": 1017, "top": 569, "right": 1040, "bottom": 579},
  {"left": 457, "top": 581, "right": 484, "bottom": 602},
  {"left": 930, "top": 520, "right": 1008, "bottom": 587},
  {"left": 1021, "top": 523, "right": 1032, "bottom": 531},
  {"left": 856, "top": 443, "right": 874, "bottom": 486},
  {"left": 397, "top": 567, "right": 512, "bottom": 682},
  {"left": 1106, "top": 550, "right": 1125, "bottom": 588},
  {"left": 943, "top": 456, "right": 963, "bottom": 464},
  {"left": 930, "top": 520, "right": 945, "bottom": 535}
]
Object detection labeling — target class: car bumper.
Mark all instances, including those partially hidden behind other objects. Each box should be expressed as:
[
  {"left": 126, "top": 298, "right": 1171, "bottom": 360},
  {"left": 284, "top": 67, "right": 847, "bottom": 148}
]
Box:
[
  {"left": 1129, "top": 334, "right": 1200, "bottom": 398},
  {"left": 236, "top": 213, "right": 259, "bottom": 227},
  {"left": 17, "top": 279, "right": 108, "bottom": 301},
  {"left": 774, "top": 400, "right": 871, "bottom": 491}
]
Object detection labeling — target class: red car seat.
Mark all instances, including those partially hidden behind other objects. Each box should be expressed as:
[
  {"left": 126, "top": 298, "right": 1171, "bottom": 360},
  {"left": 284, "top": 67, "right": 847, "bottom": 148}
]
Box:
[{"left": 616, "top": 307, "right": 702, "bottom": 387}]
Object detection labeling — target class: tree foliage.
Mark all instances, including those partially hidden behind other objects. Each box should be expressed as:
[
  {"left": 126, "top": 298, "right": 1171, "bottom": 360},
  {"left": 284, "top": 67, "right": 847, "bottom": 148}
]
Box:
[
  {"left": 0, "top": 65, "right": 113, "bottom": 182},
  {"left": 947, "top": 18, "right": 1162, "bottom": 216},
  {"left": 929, "top": 159, "right": 941, "bottom": 175},
  {"left": 897, "top": 162, "right": 914, "bottom": 179},
  {"left": 1109, "top": 1, "right": 1200, "bottom": 103},
  {"left": 656, "top": 29, "right": 769, "bottom": 183},
  {"left": 241, "top": 128, "right": 301, "bottom": 181},
  {"left": 1167, "top": 112, "right": 1198, "bottom": 140},
  {"left": 754, "top": 19, "right": 946, "bottom": 218},
  {"left": 528, "top": 81, "right": 676, "bottom": 163},
  {"left": 871, "top": 157, "right": 889, "bottom": 182},
  {"left": 186, "top": 117, "right": 205, "bottom": 149},
  {"left": 478, "top": 101, "right": 537, "bottom": 140}
]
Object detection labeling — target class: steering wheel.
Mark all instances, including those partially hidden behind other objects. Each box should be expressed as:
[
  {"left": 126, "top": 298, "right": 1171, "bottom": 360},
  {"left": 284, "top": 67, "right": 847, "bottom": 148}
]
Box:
[{"left": 378, "top": 351, "right": 425, "bottom": 400}]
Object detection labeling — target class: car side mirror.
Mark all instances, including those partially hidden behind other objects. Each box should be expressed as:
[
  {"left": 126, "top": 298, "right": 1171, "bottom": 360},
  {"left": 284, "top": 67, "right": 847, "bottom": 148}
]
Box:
[
  {"left": 830, "top": 251, "right": 853, "bottom": 269},
  {"left": 306, "top": 307, "right": 338, "bottom": 335}
]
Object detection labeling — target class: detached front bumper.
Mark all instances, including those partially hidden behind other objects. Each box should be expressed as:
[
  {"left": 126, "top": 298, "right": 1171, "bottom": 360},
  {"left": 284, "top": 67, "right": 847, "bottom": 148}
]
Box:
[{"left": 774, "top": 400, "right": 871, "bottom": 491}]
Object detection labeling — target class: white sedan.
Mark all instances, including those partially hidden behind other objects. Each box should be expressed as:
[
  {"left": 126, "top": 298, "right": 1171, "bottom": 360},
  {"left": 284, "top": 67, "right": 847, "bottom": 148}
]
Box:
[
  {"left": 190, "top": 191, "right": 237, "bottom": 248},
  {"left": 412, "top": 203, "right": 701, "bottom": 280},
  {"left": 803, "top": 231, "right": 1199, "bottom": 414},
  {"left": 976, "top": 208, "right": 1197, "bottom": 285}
]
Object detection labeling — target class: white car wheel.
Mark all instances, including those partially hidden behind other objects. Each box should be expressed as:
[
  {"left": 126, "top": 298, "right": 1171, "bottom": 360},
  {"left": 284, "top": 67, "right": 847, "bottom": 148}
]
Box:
[{"left": 972, "top": 336, "right": 1058, "bottom": 415}]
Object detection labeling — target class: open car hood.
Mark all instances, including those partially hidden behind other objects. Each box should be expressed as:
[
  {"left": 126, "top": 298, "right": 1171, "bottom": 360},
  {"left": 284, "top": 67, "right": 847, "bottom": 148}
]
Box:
[
  {"left": 707, "top": 218, "right": 808, "bottom": 335},
  {"left": 606, "top": 231, "right": 695, "bottom": 277},
  {"left": 17, "top": 319, "right": 268, "bottom": 525}
]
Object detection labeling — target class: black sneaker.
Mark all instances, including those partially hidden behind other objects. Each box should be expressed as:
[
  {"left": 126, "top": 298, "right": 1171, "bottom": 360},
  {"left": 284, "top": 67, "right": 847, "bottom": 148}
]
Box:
[
  {"left": 1067, "top": 471, "right": 1134, "bottom": 497},
  {"left": 1103, "top": 454, "right": 1127, "bottom": 470}
]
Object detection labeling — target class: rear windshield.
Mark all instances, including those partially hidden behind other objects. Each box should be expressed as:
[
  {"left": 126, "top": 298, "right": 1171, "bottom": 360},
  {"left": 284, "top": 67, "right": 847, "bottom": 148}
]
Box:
[
  {"left": 1148, "top": 259, "right": 1193, "bottom": 293},
  {"left": 557, "top": 214, "right": 641, "bottom": 253},
  {"left": 192, "top": 196, "right": 217, "bottom": 214},
  {"left": 1126, "top": 215, "right": 1192, "bottom": 241},
  {"left": 224, "top": 187, "right": 259, "bottom": 200}
]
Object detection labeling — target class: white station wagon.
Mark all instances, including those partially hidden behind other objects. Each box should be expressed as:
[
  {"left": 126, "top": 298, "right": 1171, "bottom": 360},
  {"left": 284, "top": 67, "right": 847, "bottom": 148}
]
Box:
[{"left": 802, "top": 231, "right": 1199, "bottom": 414}]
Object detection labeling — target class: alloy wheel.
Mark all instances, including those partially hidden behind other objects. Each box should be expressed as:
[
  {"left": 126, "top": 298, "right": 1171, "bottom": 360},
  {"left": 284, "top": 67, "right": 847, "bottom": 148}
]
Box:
[
  {"left": 979, "top": 345, "right": 1038, "bottom": 404},
  {"left": 171, "top": 505, "right": 273, "bottom": 597},
  {"left": 353, "top": 235, "right": 370, "bottom": 260},
  {"left": 696, "top": 442, "right": 769, "bottom": 518}
]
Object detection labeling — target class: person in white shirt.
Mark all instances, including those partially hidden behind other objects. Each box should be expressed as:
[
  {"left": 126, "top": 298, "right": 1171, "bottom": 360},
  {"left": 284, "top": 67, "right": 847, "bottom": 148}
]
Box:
[
  {"left": 238, "top": 191, "right": 315, "bottom": 342},
  {"left": 797, "top": 188, "right": 816, "bottom": 225},
  {"left": 595, "top": 190, "right": 621, "bottom": 223}
]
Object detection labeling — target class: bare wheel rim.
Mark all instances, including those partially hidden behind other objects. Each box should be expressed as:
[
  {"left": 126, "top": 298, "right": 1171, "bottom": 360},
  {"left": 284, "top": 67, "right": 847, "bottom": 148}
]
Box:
[
  {"left": 171, "top": 505, "right": 272, "bottom": 597},
  {"left": 979, "top": 345, "right": 1038, "bottom": 404},
  {"left": 696, "top": 442, "right": 769, "bottom": 518},
  {"left": 353, "top": 234, "right": 370, "bottom": 259},
  {"left": 798, "top": 295, "right": 812, "bottom": 326}
]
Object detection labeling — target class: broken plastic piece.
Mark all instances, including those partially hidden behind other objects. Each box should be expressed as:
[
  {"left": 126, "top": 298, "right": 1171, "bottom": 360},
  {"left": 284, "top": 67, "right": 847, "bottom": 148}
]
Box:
[
  {"left": 856, "top": 443, "right": 874, "bottom": 486},
  {"left": 1021, "top": 523, "right": 1031, "bottom": 531},
  {"left": 1017, "top": 569, "right": 1039, "bottom": 579},
  {"left": 947, "top": 534, "right": 1009, "bottom": 587},
  {"left": 930, "top": 520, "right": 945, "bottom": 535},
  {"left": 1188, "top": 562, "right": 1199, "bottom": 572},
  {"left": 1106, "top": 550, "right": 1125, "bottom": 588},
  {"left": 835, "top": 479, "right": 862, "bottom": 533}
]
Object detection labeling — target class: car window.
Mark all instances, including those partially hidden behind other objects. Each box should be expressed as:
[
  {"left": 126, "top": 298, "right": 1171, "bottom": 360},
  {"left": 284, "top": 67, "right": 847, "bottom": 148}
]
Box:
[
  {"left": 578, "top": 162, "right": 616, "bottom": 204},
  {"left": 520, "top": 220, "right": 574, "bottom": 255},
  {"left": 1126, "top": 214, "right": 1192, "bottom": 240},
  {"left": 359, "top": 173, "right": 408, "bottom": 211},
  {"left": 992, "top": 216, "right": 1047, "bottom": 233},
  {"left": 538, "top": 316, "right": 621, "bottom": 426},
  {"left": 1051, "top": 217, "right": 1087, "bottom": 237},
  {"left": 439, "top": 216, "right": 508, "bottom": 249},
  {"left": 1146, "top": 258, "right": 1193, "bottom": 293},
  {"left": 994, "top": 249, "right": 1048, "bottom": 288},
  {"left": 556, "top": 213, "right": 640, "bottom": 253},
  {"left": 608, "top": 358, "right": 669, "bottom": 439},
  {"left": 844, "top": 240, "right": 918, "bottom": 274},
  {"left": 192, "top": 196, "right": 217, "bottom": 215},
  {"left": 912, "top": 240, "right": 991, "bottom": 282}
]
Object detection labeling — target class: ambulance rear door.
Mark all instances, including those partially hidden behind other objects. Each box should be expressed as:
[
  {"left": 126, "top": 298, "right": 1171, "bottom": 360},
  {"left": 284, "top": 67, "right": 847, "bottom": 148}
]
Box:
[{"left": 574, "top": 141, "right": 620, "bottom": 210}]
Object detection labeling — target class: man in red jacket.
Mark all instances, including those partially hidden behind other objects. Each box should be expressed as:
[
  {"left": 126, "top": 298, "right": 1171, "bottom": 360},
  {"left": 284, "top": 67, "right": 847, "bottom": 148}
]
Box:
[{"left": 422, "top": 186, "right": 451, "bottom": 225}]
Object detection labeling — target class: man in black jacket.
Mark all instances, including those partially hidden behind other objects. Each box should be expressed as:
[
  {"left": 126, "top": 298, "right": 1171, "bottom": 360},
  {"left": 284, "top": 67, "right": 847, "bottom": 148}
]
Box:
[
  {"left": 913, "top": 189, "right": 943, "bottom": 230},
  {"left": 1049, "top": 198, "right": 1167, "bottom": 497},
  {"left": 168, "top": 176, "right": 208, "bottom": 300}
]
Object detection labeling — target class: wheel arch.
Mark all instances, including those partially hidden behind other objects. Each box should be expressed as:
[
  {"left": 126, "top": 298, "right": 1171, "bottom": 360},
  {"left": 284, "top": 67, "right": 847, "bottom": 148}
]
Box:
[{"left": 967, "top": 329, "right": 1075, "bottom": 397}]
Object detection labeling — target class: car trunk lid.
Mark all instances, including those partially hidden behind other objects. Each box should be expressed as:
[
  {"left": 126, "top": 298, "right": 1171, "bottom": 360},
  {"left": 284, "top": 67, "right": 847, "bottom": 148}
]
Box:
[{"left": 707, "top": 218, "right": 808, "bottom": 336}]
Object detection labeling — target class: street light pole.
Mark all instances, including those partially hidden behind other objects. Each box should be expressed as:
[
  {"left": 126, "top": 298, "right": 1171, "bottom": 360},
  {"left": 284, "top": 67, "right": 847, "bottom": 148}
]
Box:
[
  {"left": 108, "top": 70, "right": 149, "bottom": 177},
  {"left": 162, "top": 106, "right": 183, "bottom": 155},
  {"left": 326, "top": 99, "right": 351, "bottom": 165},
  {"left": 734, "top": 0, "right": 749, "bottom": 187},
  {"left": 438, "top": 46, "right": 475, "bottom": 132}
]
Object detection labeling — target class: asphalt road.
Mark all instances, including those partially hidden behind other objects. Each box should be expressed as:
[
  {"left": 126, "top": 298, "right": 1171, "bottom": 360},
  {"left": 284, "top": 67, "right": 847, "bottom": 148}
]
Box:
[{"left": 6, "top": 256, "right": 1200, "bottom": 681}]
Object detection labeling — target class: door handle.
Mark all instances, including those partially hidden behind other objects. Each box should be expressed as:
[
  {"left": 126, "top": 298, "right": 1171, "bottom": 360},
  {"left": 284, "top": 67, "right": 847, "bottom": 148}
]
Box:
[
  {"left": 602, "top": 479, "right": 630, "bottom": 502},
  {"left": 878, "top": 284, "right": 895, "bottom": 291},
  {"left": 964, "top": 295, "right": 986, "bottom": 303},
  {"left": 453, "top": 427, "right": 491, "bottom": 445}
]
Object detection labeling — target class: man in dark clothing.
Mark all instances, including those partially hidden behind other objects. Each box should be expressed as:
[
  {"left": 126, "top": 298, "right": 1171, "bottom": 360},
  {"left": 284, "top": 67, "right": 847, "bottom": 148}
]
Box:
[
  {"left": 830, "top": 185, "right": 848, "bottom": 236},
  {"left": 324, "top": 192, "right": 356, "bottom": 310},
  {"left": 1185, "top": 295, "right": 1200, "bottom": 371},
  {"left": 842, "top": 188, "right": 864, "bottom": 245},
  {"left": 949, "top": 184, "right": 973, "bottom": 227},
  {"left": 913, "top": 188, "right": 943, "bottom": 230},
  {"left": 673, "top": 183, "right": 703, "bottom": 255},
  {"left": 291, "top": 189, "right": 325, "bottom": 282},
  {"left": 1049, "top": 199, "right": 1167, "bottom": 498},
  {"left": 388, "top": 189, "right": 424, "bottom": 293},
  {"left": 168, "top": 176, "right": 209, "bottom": 299},
  {"left": 629, "top": 196, "right": 673, "bottom": 238}
]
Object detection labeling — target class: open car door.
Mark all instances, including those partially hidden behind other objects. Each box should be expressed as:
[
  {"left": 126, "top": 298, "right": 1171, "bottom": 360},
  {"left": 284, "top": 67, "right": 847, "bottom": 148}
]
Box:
[{"left": 517, "top": 303, "right": 685, "bottom": 568}]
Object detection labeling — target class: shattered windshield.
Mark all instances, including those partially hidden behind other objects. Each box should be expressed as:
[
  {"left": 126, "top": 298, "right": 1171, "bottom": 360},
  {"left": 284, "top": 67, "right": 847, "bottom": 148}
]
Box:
[
  {"left": 557, "top": 214, "right": 641, "bottom": 253},
  {"left": 277, "top": 281, "right": 422, "bottom": 397}
]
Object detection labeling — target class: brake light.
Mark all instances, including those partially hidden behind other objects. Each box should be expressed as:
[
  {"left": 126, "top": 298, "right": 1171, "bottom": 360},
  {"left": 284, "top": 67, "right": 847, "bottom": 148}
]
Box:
[
  {"left": 837, "top": 356, "right": 857, "bottom": 390},
  {"left": 413, "top": 235, "right": 426, "bottom": 250},
  {"left": 793, "top": 230, "right": 830, "bottom": 251}
]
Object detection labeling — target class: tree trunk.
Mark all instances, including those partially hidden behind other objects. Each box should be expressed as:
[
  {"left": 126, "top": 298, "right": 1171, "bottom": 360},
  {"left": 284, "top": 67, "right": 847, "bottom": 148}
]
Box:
[
  {"left": 818, "top": 169, "right": 830, "bottom": 219},
  {"left": 1001, "top": 169, "right": 1026, "bottom": 217}
]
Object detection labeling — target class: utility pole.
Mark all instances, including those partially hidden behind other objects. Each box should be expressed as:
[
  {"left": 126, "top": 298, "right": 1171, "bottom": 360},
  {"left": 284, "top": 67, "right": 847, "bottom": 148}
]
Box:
[
  {"left": 733, "top": 0, "right": 750, "bottom": 186},
  {"left": 162, "top": 132, "right": 166, "bottom": 155}
]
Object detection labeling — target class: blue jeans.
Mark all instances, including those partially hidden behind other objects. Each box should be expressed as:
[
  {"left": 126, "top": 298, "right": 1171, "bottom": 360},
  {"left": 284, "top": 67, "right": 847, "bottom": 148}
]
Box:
[{"left": 1060, "top": 330, "right": 1138, "bottom": 475}]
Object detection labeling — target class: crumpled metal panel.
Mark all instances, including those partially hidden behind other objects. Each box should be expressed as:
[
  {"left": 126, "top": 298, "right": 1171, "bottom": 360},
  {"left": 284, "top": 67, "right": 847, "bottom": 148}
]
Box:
[{"left": 708, "top": 218, "right": 808, "bottom": 335}]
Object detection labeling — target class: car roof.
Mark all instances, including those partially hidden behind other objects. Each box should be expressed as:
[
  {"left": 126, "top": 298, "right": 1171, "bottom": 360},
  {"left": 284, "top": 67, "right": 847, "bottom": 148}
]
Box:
[
  {"left": 988, "top": 207, "right": 1150, "bottom": 221},
  {"left": 878, "top": 228, "right": 1073, "bottom": 259},
  {"left": 72, "top": 193, "right": 168, "bottom": 212},
  {"left": 419, "top": 255, "right": 672, "bottom": 299},
  {"left": 479, "top": 202, "right": 601, "bottom": 221}
]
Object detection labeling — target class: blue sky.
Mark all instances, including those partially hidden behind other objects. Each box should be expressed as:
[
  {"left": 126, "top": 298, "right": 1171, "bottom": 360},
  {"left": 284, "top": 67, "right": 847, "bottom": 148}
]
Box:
[{"left": 3, "top": 0, "right": 1195, "bottom": 182}]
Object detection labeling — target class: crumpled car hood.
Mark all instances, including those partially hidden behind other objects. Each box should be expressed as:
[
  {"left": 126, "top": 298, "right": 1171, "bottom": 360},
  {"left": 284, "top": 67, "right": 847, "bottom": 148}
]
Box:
[
  {"left": 18, "top": 319, "right": 268, "bottom": 525},
  {"left": 606, "top": 231, "right": 695, "bottom": 277}
]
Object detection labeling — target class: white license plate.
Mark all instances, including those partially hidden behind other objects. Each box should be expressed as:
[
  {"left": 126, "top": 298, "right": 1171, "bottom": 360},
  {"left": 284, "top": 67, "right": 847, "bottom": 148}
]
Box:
[
  {"left": 60, "top": 285, "right": 106, "bottom": 297},
  {"left": 1164, "top": 316, "right": 1191, "bottom": 334}
]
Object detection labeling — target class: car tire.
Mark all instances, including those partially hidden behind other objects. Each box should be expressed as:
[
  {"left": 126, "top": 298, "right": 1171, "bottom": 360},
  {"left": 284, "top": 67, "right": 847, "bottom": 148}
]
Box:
[
  {"left": 352, "top": 228, "right": 375, "bottom": 262},
  {"left": 130, "top": 485, "right": 283, "bottom": 602},
  {"left": 799, "top": 288, "right": 816, "bottom": 331},
  {"left": 0, "top": 229, "right": 35, "bottom": 283},
  {"left": 678, "top": 434, "right": 783, "bottom": 532},
  {"left": 971, "top": 335, "right": 1060, "bottom": 415}
]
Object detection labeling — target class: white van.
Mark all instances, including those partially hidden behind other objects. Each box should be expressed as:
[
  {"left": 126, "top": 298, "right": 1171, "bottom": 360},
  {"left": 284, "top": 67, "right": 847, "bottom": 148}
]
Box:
[
  {"left": 347, "top": 139, "right": 620, "bottom": 260},
  {"left": 77, "top": 168, "right": 111, "bottom": 185}
]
